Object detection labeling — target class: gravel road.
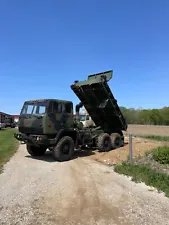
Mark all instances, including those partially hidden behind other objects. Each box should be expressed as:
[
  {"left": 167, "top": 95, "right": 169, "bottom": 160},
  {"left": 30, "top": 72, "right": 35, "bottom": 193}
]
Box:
[{"left": 1, "top": 145, "right": 169, "bottom": 225}]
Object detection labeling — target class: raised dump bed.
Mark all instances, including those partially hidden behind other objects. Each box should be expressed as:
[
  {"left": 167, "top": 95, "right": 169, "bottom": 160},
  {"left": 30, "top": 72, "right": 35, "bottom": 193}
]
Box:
[{"left": 70, "top": 70, "right": 127, "bottom": 133}]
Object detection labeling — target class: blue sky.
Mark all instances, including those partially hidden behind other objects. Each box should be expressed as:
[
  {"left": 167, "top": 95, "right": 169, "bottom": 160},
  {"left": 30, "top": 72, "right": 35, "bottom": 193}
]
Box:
[{"left": 0, "top": 0, "right": 169, "bottom": 114}]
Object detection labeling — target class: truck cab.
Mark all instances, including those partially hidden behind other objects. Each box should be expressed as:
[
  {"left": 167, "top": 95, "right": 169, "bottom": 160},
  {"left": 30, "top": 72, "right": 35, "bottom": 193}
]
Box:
[{"left": 18, "top": 99, "right": 74, "bottom": 135}]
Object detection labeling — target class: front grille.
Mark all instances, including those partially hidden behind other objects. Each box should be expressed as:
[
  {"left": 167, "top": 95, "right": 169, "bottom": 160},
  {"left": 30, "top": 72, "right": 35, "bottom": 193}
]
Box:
[{"left": 19, "top": 126, "right": 43, "bottom": 135}]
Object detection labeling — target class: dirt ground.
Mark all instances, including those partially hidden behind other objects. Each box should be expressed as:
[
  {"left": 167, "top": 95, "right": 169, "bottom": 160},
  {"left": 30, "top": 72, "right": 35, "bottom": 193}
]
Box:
[
  {"left": 1, "top": 144, "right": 169, "bottom": 225},
  {"left": 126, "top": 124, "right": 169, "bottom": 136},
  {"left": 89, "top": 136, "right": 167, "bottom": 165},
  {"left": 1, "top": 125, "right": 169, "bottom": 224},
  {"left": 89, "top": 124, "right": 169, "bottom": 166}
]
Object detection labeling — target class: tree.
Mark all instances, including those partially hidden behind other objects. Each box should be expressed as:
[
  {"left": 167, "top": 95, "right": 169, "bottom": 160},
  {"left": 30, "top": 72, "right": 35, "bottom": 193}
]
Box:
[{"left": 120, "top": 106, "right": 169, "bottom": 125}]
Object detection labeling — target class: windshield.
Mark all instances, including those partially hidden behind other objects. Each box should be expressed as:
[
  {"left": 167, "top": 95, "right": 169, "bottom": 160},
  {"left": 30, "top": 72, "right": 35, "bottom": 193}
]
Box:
[
  {"left": 21, "top": 102, "right": 47, "bottom": 115},
  {"left": 79, "top": 115, "right": 87, "bottom": 121}
]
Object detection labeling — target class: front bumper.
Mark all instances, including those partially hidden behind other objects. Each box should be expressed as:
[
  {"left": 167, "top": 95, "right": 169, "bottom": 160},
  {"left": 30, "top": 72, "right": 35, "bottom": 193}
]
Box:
[{"left": 14, "top": 133, "right": 55, "bottom": 146}]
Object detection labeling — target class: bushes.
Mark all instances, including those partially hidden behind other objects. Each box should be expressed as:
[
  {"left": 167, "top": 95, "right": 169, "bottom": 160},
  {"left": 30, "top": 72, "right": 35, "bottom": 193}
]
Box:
[{"left": 152, "top": 146, "right": 169, "bottom": 164}]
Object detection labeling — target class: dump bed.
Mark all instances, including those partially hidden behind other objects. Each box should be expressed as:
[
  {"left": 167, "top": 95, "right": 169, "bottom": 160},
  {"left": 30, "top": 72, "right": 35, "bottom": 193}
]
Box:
[{"left": 70, "top": 70, "right": 128, "bottom": 132}]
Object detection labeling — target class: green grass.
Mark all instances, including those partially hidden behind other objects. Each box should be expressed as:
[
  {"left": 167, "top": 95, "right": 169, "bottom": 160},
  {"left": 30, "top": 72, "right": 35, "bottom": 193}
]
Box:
[
  {"left": 114, "top": 162, "right": 169, "bottom": 197},
  {"left": 139, "top": 135, "right": 169, "bottom": 142},
  {"left": 114, "top": 137, "right": 169, "bottom": 197},
  {"left": 0, "top": 128, "right": 19, "bottom": 173},
  {"left": 152, "top": 146, "right": 169, "bottom": 164}
]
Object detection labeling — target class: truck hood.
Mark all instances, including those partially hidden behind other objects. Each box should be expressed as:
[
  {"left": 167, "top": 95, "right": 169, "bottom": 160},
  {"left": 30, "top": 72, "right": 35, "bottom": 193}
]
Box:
[{"left": 18, "top": 114, "right": 43, "bottom": 134}]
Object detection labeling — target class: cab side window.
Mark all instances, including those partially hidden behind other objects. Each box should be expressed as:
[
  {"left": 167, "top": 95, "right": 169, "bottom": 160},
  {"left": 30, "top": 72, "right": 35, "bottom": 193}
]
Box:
[
  {"left": 52, "top": 102, "right": 62, "bottom": 113},
  {"left": 52, "top": 102, "right": 57, "bottom": 113},
  {"left": 58, "top": 103, "right": 62, "bottom": 113},
  {"left": 61, "top": 103, "right": 66, "bottom": 113},
  {"left": 48, "top": 101, "right": 71, "bottom": 113},
  {"left": 65, "top": 103, "right": 72, "bottom": 113},
  {"left": 47, "top": 102, "right": 53, "bottom": 113}
]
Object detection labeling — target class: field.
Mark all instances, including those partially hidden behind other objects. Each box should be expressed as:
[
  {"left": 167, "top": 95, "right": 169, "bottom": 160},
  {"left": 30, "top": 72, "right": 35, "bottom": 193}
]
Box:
[{"left": 125, "top": 124, "right": 169, "bottom": 137}]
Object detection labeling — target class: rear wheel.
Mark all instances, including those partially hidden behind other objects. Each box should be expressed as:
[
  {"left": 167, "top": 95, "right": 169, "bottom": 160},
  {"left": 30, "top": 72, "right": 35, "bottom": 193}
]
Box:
[
  {"left": 26, "top": 145, "right": 46, "bottom": 156},
  {"left": 97, "top": 133, "right": 112, "bottom": 152},
  {"left": 111, "top": 133, "right": 123, "bottom": 149},
  {"left": 52, "top": 136, "right": 75, "bottom": 162}
]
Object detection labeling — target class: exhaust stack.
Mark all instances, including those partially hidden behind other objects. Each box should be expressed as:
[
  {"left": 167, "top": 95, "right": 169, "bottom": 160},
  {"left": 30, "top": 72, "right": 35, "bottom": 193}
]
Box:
[{"left": 75, "top": 102, "right": 83, "bottom": 121}]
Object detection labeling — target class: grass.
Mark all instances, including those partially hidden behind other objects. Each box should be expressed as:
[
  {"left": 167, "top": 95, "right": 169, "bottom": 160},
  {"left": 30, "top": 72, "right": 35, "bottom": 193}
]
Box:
[
  {"left": 0, "top": 128, "right": 19, "bottom": 173},
  {"left": 114, "top": 162, "right": 169, "bottom": 197},
  {"left": 139, "top": 135, "right": 169, "bottom": 142},
  {"left": 152, "top": 146, "right": 169, "bottom": 164},
  {"left": 114, "top": 145, "right": 169, "bottom": 197}
]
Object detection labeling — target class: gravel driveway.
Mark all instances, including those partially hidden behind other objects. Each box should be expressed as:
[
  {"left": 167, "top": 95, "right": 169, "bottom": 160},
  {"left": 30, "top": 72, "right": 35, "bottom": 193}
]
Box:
[{"left": 0, "top": 145, "right": 169, "bottom": 225}]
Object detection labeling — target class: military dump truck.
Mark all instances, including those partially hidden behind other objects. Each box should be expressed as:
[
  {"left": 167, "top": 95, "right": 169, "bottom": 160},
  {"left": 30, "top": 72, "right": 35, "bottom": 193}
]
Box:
[
  {"left": 14, "top": 70, "right": 127, "bottom": 162},
  {"left": 0, "top": 112, "right": 15, "bottom": 129},
  {"left": 5, "top": 116, "right": 16, "bottom": 128}
]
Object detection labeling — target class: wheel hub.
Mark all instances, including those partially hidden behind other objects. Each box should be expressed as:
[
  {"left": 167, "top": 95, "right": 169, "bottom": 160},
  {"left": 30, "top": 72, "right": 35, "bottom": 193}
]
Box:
[
  {"left": 104, "top": 138, "right": 109, "bottom": 149},
  {"left": 62, "top": 144, "right": 69, "bottom": 154}
]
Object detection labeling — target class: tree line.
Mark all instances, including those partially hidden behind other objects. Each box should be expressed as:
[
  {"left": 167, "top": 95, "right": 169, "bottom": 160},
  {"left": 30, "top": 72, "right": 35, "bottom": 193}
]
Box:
[{"left": 120, "top": 107, "right": 169, "bottom": 125}]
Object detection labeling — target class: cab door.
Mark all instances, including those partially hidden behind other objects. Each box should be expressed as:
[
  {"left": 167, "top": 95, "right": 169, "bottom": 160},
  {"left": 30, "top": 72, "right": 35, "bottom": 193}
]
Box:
[
  {"left": 49, "top": 101, "right": 73, "bottom": 130},
  {"left": 43, "top": 101, "right": 60, "bottom": 134},
  {"left": 61, "top": 102, "right": 74, "bottom": 129}
]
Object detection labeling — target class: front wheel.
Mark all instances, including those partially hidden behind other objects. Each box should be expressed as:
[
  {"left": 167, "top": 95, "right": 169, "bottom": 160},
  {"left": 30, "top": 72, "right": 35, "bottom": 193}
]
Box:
[
  {"left": 26, "top": 145, "right": 46, "bottom": 157},
  {"left": 52, "top": 136, "right": 75, "bottom": 162}
]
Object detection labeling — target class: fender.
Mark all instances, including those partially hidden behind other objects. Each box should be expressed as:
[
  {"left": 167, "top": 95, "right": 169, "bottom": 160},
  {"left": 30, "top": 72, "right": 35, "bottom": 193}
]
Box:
[{"left": 55, "top": 128, "right": 79, "bottom": 145}]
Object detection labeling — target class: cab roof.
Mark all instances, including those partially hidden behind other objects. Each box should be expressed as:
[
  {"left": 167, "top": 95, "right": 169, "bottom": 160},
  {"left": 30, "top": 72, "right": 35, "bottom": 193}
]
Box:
[{"left": 24, "top": 99, "right": 73, "bottom": 104}]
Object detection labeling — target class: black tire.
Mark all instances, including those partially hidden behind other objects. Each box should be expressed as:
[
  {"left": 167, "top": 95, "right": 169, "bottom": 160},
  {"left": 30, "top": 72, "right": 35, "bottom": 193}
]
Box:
[
  {"left": 97, "top": 133, "right": 112, "bottom": 152},
  {"left": 26, "top": 145, "right": 46, "bottom": 157},
  {"left": 52, "top": 136, "right": 74, "bottom": 162},
  {"left": 111, "top": 133, "right": 123, "bottom": 149}
]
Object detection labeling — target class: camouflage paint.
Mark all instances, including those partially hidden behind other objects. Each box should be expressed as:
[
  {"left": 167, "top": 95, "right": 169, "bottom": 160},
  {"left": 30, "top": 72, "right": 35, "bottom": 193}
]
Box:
[
  {"left": 72, "top": 70, "right": 113, "bottom": 86},
  {"left": 18, "top": 99, "right": 74, "bottom": 135},
  {"left": 70, "top": 70, "right": 128, "bottom": 132},
  {"left": 43, "top": 112, "right": 74, "bottom": 134},
  {"left": 17, "top": 69, "right": 127, "bottom": 143},
  {"left": 19, "top": 115, "right": 44, "bottom": 134}
]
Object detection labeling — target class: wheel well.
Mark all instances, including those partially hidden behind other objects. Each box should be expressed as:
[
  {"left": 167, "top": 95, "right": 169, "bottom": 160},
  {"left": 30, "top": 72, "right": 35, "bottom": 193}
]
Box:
[{"left": 57, "top": 130, "right": 77, "bottom": 143}]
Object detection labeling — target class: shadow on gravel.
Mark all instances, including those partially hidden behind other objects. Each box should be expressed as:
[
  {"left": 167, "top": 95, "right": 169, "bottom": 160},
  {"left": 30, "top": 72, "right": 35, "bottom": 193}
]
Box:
[
  {"left": 25, "top": 143, "right": 128, "bottom": 163},
  {"left": 73, "top": 149, "right": 96, "bottom": 159},
  {"left": 25, "top": 151, "right": 55, "bottom": 162},
  {"left": 25, "top": 149, "right": 96, "bottom": 163}
]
